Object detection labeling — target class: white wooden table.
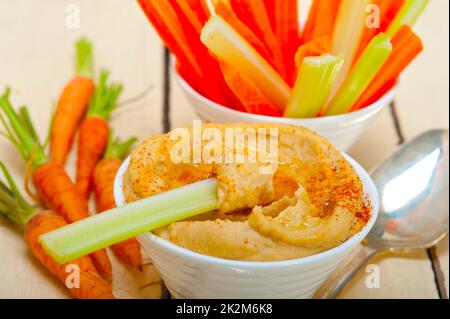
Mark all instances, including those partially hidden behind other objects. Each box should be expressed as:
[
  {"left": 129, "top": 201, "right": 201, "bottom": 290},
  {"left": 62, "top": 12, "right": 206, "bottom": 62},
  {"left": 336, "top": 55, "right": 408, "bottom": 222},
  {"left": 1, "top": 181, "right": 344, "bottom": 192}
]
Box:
[{"left": 0, "top": 0, "right": 448, "bottom": 299}]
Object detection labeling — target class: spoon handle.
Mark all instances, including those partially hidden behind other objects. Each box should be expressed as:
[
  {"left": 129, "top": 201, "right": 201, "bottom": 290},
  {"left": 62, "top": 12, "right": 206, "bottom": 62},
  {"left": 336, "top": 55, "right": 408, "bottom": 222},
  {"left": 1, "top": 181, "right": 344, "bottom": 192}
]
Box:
[{"left": 314, "top": 245, "right": 378, "bottom": 299}]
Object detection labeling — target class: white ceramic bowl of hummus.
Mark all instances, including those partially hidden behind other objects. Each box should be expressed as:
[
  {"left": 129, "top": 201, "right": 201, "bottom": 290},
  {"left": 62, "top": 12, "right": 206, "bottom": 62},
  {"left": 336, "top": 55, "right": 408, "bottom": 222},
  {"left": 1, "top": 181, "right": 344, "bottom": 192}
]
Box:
[
  {"left": 174, "top": 70, "right": 396, "bottom": 152},
  {"left": 114, "top": 153, "right": 379, "bottom": 299}
]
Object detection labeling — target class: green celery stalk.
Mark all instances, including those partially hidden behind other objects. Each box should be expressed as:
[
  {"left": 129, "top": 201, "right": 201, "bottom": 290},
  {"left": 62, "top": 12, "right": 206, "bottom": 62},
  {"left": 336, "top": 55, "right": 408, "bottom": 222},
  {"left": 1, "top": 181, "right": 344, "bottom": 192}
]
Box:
[
  {"left": 324, "top": 33, "right": 392, "bottom": 116},
  {"left": 284, "top": 54, "right": 344, "bottom": 119},
  {"left": 387, "top": 0, "right": 429, "bottom": 36},
  {"left": 40, "top": 179, "right": 218, "bottom": 264}
]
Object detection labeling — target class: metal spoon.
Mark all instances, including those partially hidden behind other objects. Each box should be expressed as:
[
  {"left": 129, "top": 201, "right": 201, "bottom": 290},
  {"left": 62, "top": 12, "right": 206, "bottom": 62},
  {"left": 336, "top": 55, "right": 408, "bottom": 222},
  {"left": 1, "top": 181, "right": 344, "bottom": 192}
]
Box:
[{"left": 315, "top": 129, "right": 449, "bottom": 299}]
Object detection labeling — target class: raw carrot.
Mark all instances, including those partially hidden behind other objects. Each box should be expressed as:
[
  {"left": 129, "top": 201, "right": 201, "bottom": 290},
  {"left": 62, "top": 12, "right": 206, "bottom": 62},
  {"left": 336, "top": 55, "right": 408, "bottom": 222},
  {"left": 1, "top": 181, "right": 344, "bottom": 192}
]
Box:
[
  {"left": 215, "top": 0, "right": 272, "bottom": 63},
  {"left": 0, "top": 162, "right": 114, "bottom": 299},
  {"left": 353, "top": 0, "right": 405, "bottom": 64},
  {"left": 138, "top": 0, "right": 204, "bottom": 91},
  {"left": 230, "top": 0, "right": 286, "bottom": 79},
  {"left": 264, "top": 0, "right": 276, "bottom": 32},
  {"left": 167, "top": 0, "right": 241, "bottom": 108},
  {"left": 139, "top": 0, "right": 237, "bottom": 107},
  {"left": 0, "top": 92, "right": 112, "bottom": 281},
  {"left": 93, "top": 136, "right": 142, "bottom": 268},
  {"left": 76, "top": 71, "right": 122, "bottom": 199},
  {"left": 274, "top": 0, "right": 301, "bottom": 86},
  {"left": 201, "top": 16, "right": 291, "bottom": 111},
  {"left": 219, "top": 60, "right": 282, "bottom": 117},
  {"left": 171, "top": 0, "right": 210, "bottom": 34},
  {"left": 50, "top": 38, "right": 95, "bottom": 166},
  {"left": 294, "top": 36, "right": 332, "bottom": 67},
  {"left": 352, "top": 25, "right": 423, "bottom": 110},
  {"left": 302, "top": 0, "right": 340, "bottom": 42}
]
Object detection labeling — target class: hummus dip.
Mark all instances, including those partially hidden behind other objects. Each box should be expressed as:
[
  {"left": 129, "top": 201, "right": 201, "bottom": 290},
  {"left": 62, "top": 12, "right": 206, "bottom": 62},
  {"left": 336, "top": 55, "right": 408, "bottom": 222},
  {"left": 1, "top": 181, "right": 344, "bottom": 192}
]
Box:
[{"left": 123, "top": 124, "right": 371, "bottom": 261}]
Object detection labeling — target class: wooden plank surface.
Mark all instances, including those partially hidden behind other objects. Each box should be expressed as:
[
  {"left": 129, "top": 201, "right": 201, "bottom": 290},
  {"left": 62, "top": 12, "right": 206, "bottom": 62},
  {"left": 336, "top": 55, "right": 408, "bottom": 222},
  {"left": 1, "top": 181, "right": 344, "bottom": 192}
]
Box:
[{"left": 0, "top": 0, "right": 448, "bottom": 299}]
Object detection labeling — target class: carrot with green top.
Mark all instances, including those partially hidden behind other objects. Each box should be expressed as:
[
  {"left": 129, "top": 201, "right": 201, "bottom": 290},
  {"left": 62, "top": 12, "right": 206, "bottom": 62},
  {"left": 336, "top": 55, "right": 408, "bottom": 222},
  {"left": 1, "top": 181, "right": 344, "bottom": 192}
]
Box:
[
  {"left": 0, "top": 90, "right": 112, "bottom": 282},
  {"left": 93, "top": 136, "right": 142, "bottom": 268},
  {"left": 50, "top": 38, "right": 95, "bottom": 166},
  {"left": 0, "top": 162, "right": 114, "bottom": 299},
  {"left": 76, "top": 71, "right": 122, "bottom": 199}
]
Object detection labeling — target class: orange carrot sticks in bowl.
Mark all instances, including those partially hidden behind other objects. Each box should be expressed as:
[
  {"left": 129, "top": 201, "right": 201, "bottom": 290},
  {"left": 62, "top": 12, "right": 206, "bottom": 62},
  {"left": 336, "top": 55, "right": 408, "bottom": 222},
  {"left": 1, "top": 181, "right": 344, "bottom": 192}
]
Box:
[
  {"left": 0, "top": 162, "right": 114, "bottom": 299},
  {"left": 352, "top": 25, "right": 423, "bottom": 111},
  {"left": 230, "top": 0, "right": 286, "bottom": 79},
  {"left": 76, "top": 71, "right": 122, "bottom": 199},
  {"left": 139, "top": 0, "right": 236, "bottom": 107},
  {"left": 50, "top": 38, "right": 95, "bottom": 166},
  {"left": 0, "top": 91, "right": 112, "bottom": 281},
  {"left": 353, "top": 0, "right": 405, "bottom": 64},
  {"left": 294, "top": 36, "right": 332, "bottom": 67},
  {"left": 172, "top": 0, "right": 210, "bottom": 34},
  {"left": 201, "top": 16, "right": 290, "bottom": 111},
  {"left": 274, "top": 0, "right": 301, "bottom": 86},
  {"left": 303, "top": 0, "right": 340, "bottom": 43},
  {"left": 93, "top": 136, "right": 142, "bottom": 268},
  {"left": 215, "top": 0, "right": 272, "bottom": 63},
  {"left": 219, "top": 60, "right": 282, "bottom": 117}
]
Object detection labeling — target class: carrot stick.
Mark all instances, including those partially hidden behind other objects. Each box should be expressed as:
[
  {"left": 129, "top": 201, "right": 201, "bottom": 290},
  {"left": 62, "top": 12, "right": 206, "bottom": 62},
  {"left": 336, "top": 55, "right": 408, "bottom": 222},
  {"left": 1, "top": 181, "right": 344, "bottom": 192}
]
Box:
[
  {"left": 264, "top": 0, "right": 276, "bottom": 32},
  {"left": 302, "top": 0, "right": 340, "bottom": 42},
  {"left": 137, "top": 0, "right": 204, "bottom": 91},
  {"left": 93, "top": 136, "right": 142, "bottom": 268},
  {"left": 230, "top": 0, "right": 286, "bottom": 79},
  {"left": 76, "top": 71, "right": 122, "bottom": 199},
  {"left": 352, "top": 25, "right": 423, "bottom": 110},
  {"left": 201, "top": 16, "right": 291, "bottom": 111},
  {"left": 171, "top": 0, "right": 210, "bottom": 34},
  {"left": 353, "top": 0, "right": 405, "bottom": 65},
  {"left": 294, "top": 36, "right": 332, "bottom": 67},
  {"left": 50, "top": 38, "right": 95, "bottom": 166},
  {"left": 168, "top": 0, "right": 242, "bottom": 108},
  {"left": 219, "top": 60, "right": 282, "bottom": 116},
  {"left": 274, "top": 0, "right": 301, "bottom": 86},
  {"left": 0, "top": 162, "right": 114, "bottom": 299},
  {"left": 139, "top": 0, "right": 236, "bottom": 107},
  {"left": 0, "top": 93, "right": 112, "bottom": 282},
  {"left": 215, "top": 0, "right": 272, "bottom": 63}
]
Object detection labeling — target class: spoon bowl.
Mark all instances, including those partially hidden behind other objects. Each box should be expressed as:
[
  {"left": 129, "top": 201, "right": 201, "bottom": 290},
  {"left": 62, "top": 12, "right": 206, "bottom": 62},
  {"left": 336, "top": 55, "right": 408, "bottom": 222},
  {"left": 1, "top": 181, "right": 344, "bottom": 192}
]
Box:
[
  {"left": 368, "top": 129, "right": 449, "bottom": 252},
  {"left": 315, "top": 129, "right": 449, "bottom": 298}
]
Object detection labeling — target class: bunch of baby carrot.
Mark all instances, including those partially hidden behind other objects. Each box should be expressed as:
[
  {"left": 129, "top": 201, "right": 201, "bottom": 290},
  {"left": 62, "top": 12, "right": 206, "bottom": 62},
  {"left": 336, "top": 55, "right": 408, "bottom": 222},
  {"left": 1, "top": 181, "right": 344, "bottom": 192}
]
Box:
[
  {"left": 138, "top": 0, "right": 426, "bottom": 118},
  {"left": 0, "top": 39, "right": 140, "bottom": 299}
]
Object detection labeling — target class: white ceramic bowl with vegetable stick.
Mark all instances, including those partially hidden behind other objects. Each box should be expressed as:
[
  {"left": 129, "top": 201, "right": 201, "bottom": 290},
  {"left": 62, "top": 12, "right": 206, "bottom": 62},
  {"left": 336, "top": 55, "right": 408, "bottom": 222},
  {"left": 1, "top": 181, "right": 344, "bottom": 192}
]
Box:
[
  {"left": 114, "top": 154, "right": 379, "bottom": 299},
  {"left": 174, "top": 71, "right": 396, "bottom": 152}
]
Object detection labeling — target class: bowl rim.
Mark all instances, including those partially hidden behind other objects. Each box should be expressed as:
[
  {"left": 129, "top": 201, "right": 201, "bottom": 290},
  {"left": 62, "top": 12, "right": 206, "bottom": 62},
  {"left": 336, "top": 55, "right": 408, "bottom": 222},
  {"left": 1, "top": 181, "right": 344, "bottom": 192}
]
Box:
[
  {"left": 174, "top": 65, "right": 397, "bottom": 124},
  {"left": 114, "top": 153, "right": 379, "bottom": 269}
]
